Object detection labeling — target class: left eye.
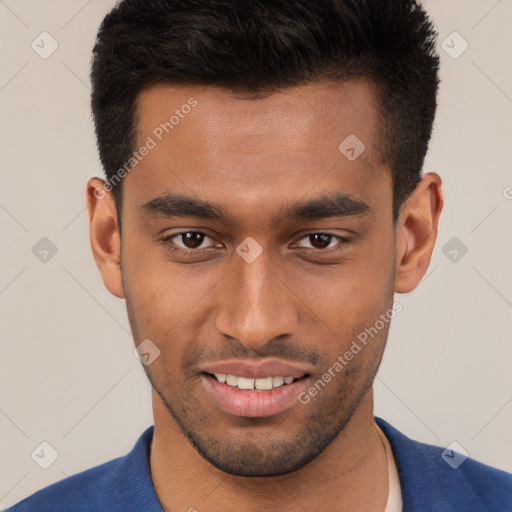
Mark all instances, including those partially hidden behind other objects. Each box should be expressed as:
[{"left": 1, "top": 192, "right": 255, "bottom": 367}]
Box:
[{"left": 296, "top": 233, "right": 345, "bottom": 250}]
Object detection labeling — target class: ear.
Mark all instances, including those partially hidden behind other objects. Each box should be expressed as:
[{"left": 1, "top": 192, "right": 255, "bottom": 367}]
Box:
[
  {"left": 86, "top": 178, "right": 125, "bottom": 299},
  {"left": 394, "top": 172, "right": 443, "bottom": 293}
]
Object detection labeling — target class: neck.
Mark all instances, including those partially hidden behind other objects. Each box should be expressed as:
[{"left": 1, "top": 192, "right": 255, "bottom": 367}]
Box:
[{"left": 149, "top": 388, "right": 388, "bottom": 512}]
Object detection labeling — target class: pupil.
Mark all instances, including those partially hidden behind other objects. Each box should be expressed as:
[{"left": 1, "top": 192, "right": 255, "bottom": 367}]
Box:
[
  {"left": 183, "top": 232, "right": 204, "bottom": 248},
  {"left": 310, "top": 233, "right": 331, "bottom": 249}
]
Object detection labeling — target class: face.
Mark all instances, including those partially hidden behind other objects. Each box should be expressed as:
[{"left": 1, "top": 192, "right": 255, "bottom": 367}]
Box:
[{"left": 119, "top": 80, "right": 397, "bottom": 476}]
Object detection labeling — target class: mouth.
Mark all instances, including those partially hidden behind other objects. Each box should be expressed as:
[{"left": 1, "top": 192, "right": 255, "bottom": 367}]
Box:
[
  {"left": 201, "top": 371, "right": 310, "bottom": 418},
  {"left": 209, "top": 372, "right": 305, "bottom": 390}
]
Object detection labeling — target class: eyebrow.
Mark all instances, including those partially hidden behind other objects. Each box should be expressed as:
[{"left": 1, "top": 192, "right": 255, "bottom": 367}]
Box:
[{"left": 140, "top": 191, "right": 370, "bottom": 223}]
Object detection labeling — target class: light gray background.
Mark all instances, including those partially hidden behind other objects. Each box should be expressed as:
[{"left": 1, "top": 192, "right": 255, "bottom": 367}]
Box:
[{"left": 1, "top": 0, "right": 511, "bottom": 508}]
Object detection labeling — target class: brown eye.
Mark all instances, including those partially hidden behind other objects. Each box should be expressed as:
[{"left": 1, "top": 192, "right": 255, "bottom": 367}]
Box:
[
  {"left": 162, "top": 231, "right": 217, "bottom": 251},
  {"left": 180, "top": 232, "right": 206, "bottom": 249},
  {"left": 297, "top": 233, "right": 342, "bottom": 250},
  {"left": 309, "top": 233, "right": 332, "bottom": 249}
]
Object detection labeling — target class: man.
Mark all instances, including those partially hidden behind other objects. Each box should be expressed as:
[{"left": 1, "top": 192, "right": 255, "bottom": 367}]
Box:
[{"left": 8, "top": 0, "right": 512, "bottom": 511}]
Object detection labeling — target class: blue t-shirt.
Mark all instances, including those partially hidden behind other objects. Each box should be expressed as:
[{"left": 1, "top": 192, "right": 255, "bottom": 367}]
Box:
[{"left": 6, "top": 418, "right": 512, "bottom": 511}]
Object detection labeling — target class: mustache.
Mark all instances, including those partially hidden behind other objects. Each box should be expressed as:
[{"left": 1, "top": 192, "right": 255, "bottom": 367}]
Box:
[{"left": 184, "top": 338, "right": 324, "bottom": 373}]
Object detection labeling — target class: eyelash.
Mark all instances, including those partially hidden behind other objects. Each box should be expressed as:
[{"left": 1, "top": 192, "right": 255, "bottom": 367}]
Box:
[{"left": 159, "top": 230, "right": 351, "bottom": 255}]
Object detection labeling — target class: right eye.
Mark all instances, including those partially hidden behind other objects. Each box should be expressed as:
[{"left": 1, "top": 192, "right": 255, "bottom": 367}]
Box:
[{"left": 160, "top": 231, "right": 219, "bottom": 252}]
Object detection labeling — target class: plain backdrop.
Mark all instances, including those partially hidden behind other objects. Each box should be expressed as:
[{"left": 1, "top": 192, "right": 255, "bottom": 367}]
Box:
[{"left": 1, "top": 0, "right": 511, "bottom": 508}]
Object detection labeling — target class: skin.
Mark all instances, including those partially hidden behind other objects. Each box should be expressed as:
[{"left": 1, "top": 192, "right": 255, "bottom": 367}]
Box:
[{"left": 86, "top": 79, "right": 443, "bottom": 511}]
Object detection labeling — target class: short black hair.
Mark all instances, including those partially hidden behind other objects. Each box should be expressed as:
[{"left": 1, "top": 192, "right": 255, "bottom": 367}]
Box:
[{"left": 90, "top": 0, "right": 440, "bottom": 225}]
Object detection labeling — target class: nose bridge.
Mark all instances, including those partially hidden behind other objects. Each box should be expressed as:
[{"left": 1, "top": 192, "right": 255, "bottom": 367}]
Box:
[{"left": 215, "top": 246, "right": 297, "bottom": 349}]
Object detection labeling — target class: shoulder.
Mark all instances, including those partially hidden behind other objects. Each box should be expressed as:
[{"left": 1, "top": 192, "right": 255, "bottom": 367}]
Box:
[
  {"left": 6, "top": 456, "right": 125, "bottom": 512},
  {"left": 6, "top": 426, "right": 162, "bottom": 512},
  {"left": 376, "top": 417, "right": 512, "bottom": 512}
]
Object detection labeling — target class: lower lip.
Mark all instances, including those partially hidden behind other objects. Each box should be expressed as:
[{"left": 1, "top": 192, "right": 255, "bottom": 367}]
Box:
[{"left": 202, "top": 373, "right": 309, "bottom": 418}]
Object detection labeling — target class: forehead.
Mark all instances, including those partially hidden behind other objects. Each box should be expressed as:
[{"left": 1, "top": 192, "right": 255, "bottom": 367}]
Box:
[
  {"left": 135, "top": 79, "right": 381, "bottom": 156},
  {"left": 123, "top": 80, "right": 390, "bottom": 223}
]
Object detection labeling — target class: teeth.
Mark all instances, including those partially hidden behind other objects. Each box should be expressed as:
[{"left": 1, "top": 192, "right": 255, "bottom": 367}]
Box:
[
  {"left": 255, "top": 377, "right": 273, "bottom": 390},
  {"left": 226, "top": 374, "right": 238, "bottom": 386},
  {"left": 272, "top": 376, "right": 284, "bottom": 387},
  {"left": 213, "top": 373, "right": 297, "bottom": 390},
  {"left": 237, "top": 377, "right": 254, "bottom": 390}
]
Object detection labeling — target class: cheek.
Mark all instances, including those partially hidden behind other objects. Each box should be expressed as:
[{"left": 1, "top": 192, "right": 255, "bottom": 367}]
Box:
[
  {"left": 121, "top": 236, "right": 218, "bottom": 343},
  {"left": 290, "top": 244, "right": 395, "bottom": 357},
  {"left": 121, "top": 235, "right": 175, "bottom": 336},
  {"left": 295, "top": 250, "right": 394, "bottom": 319}
]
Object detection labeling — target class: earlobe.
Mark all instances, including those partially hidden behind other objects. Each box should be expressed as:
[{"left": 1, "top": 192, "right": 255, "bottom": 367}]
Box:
[
  {"left": 394, "top": 173, "right": 443, "bottom": 294},
  {"left": 86, "top": 178, "right": 125, "bottom": 299}
]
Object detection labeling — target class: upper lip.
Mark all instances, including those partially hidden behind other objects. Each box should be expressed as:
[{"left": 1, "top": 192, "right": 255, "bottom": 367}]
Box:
[{"left": 200, "top": 359, "right": 312, "bottom": 379}]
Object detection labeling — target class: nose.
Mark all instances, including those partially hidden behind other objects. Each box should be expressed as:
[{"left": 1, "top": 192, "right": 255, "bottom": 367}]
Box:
[{"left": 214, "top": 248, "right": 298, "bottom": 351}]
